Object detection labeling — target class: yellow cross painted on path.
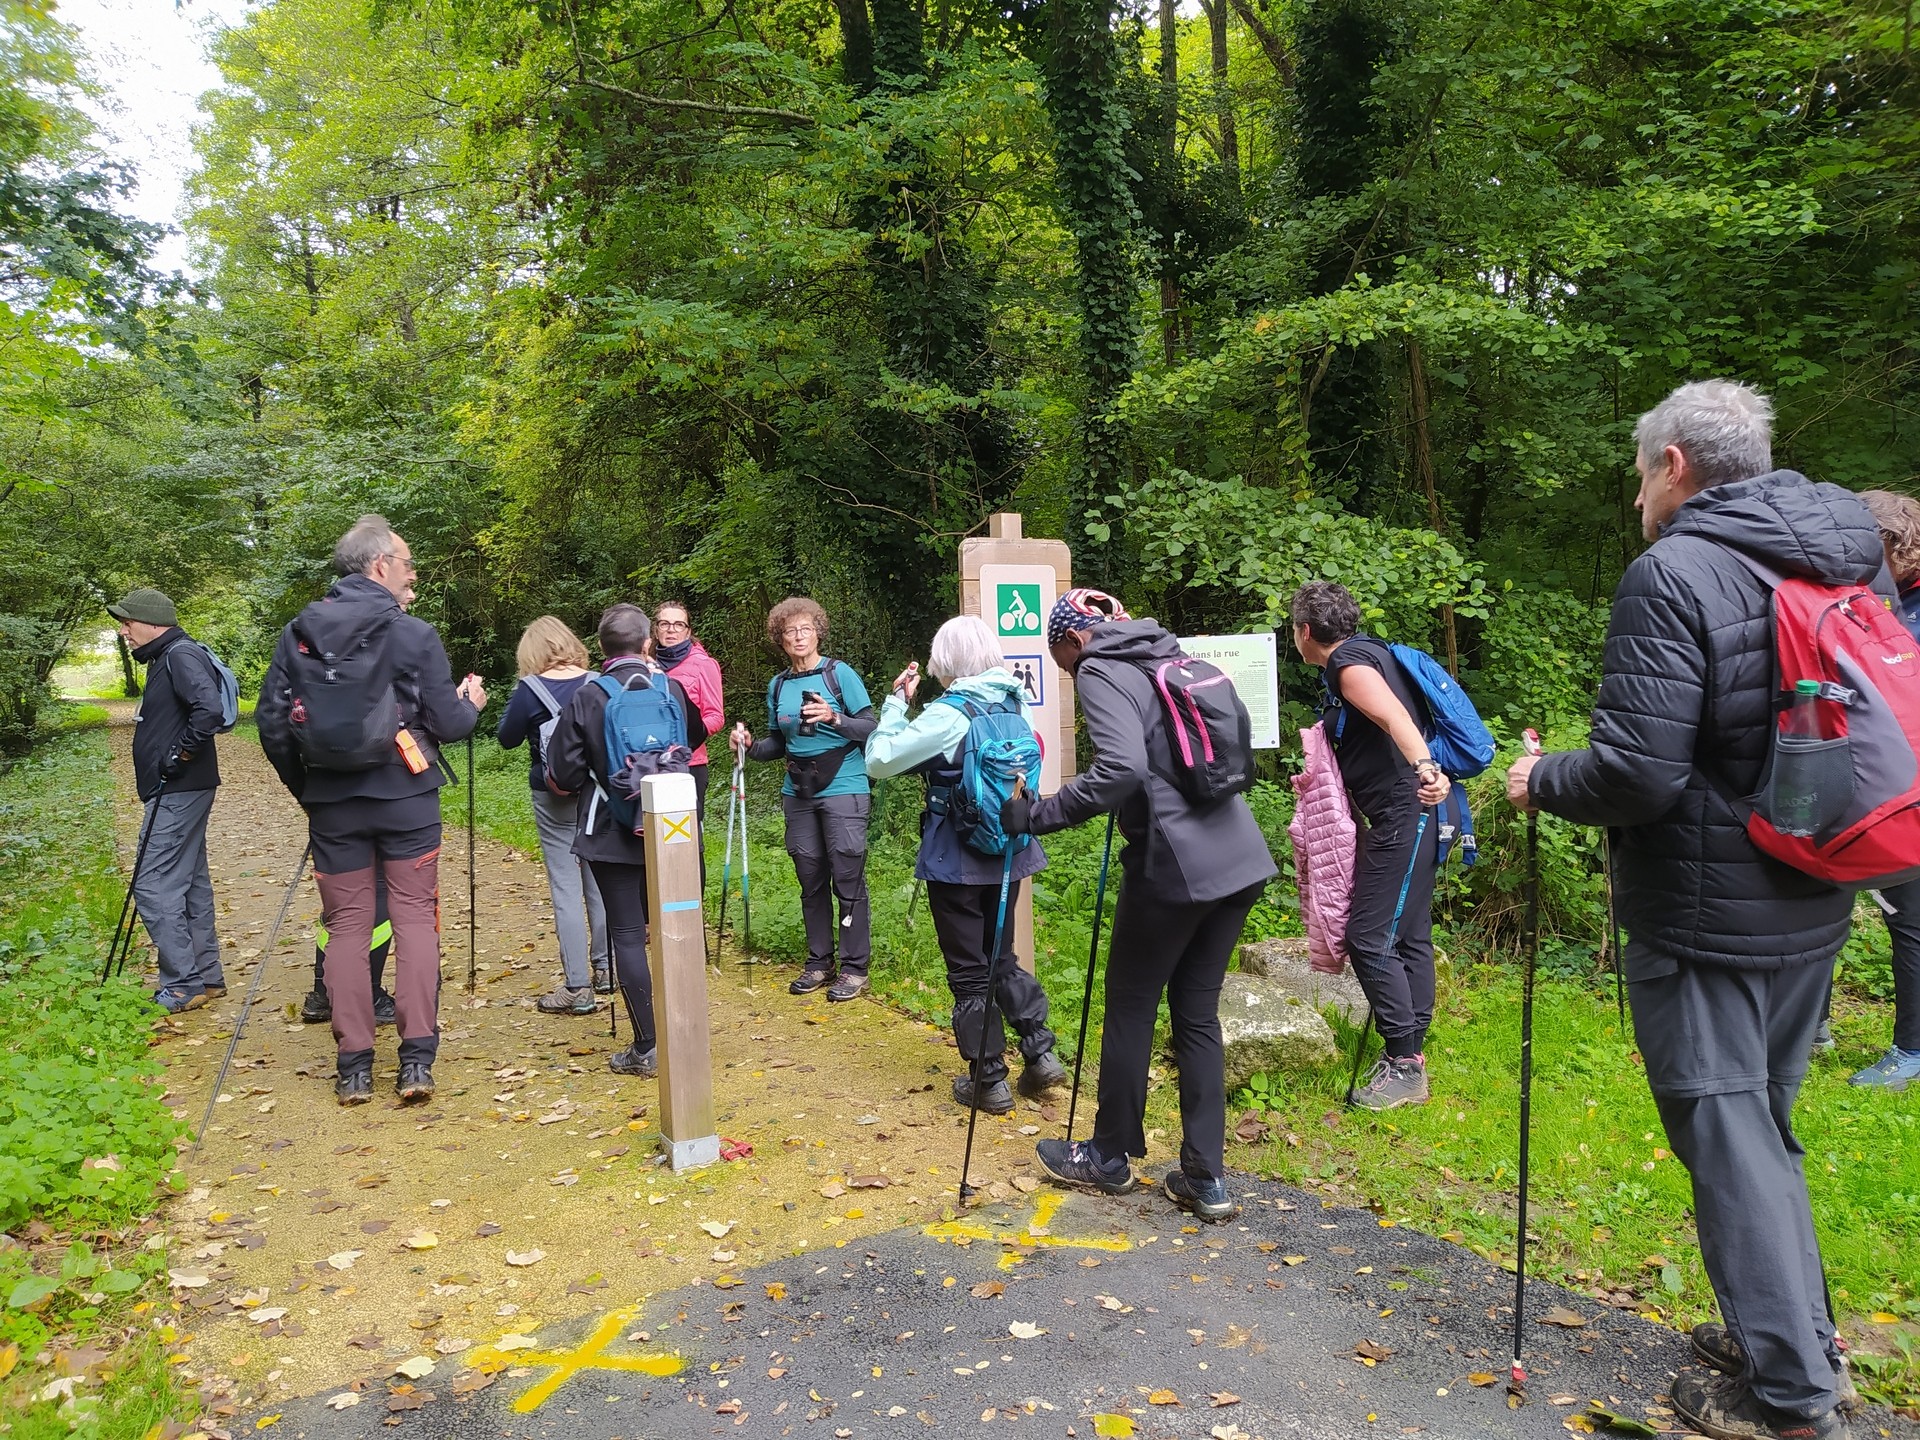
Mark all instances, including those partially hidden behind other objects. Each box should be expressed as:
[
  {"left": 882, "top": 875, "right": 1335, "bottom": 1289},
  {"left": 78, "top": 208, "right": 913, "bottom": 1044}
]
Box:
[
  {"left": 924, "top": 1190, "right": 1134, "bottom": 1270},
  {"left": 465, "top": 1306, "right": 684, "bottom": 1413}
]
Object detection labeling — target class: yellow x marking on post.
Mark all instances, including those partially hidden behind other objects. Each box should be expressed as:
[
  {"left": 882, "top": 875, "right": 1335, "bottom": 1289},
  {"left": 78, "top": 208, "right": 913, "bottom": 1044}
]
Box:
[
  {"left": 464, "top": 1307, "right": 684, "bottom": 1413},
  {"left": 925, "top": 1191, "right": 1134, "bottom": 1270},
  {"left": 659, "top": 812, "right": 695, "bottom": 844}
]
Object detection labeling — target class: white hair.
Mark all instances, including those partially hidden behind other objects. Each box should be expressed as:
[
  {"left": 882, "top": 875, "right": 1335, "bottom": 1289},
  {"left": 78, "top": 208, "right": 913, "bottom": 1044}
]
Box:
[
  {"left": 928, "top": 615, "right": 1004, "bottom": 684},
  {"left": 334, "top": 513, "right": 398, "bottom": 576},
  {"left": 1634, "top": 379, "right": 1774, "bottom": 491}
]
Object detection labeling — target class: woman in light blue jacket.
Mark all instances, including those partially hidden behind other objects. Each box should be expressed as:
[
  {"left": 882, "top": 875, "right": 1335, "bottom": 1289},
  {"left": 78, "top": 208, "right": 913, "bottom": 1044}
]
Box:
[{"left": 866, "top": 616, "right": 1069, "bottom": 1114}]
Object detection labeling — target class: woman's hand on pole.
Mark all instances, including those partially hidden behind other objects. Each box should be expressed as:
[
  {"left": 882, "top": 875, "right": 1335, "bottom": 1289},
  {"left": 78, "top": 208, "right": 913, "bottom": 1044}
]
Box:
[
  {"left": 730, "top": 721, "right": 753, "bottom": 755},
  {"left": 890, "top": 662, "right": 920, "bottom": 703}
]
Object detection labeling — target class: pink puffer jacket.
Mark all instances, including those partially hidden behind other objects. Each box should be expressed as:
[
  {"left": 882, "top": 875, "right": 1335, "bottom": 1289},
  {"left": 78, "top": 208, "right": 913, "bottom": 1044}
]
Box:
[{"left": 1288, "top": 720, "right": 1356, "bottom": 975}]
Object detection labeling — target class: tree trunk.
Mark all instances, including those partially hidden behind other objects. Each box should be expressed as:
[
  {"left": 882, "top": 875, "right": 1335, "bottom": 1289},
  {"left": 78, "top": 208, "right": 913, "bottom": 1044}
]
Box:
[
  {"left": 1407, "top": 338, "right": 1459, "bottom": 673},
  {"left": 1200, "top": 0, "right": 1238, "bottom": 190},
  {"left": 1158, "top": 0, "right": 1181, "bottom": 365},
  {"left": 116, "top": 630, "right": 140, "bottom": 699}
]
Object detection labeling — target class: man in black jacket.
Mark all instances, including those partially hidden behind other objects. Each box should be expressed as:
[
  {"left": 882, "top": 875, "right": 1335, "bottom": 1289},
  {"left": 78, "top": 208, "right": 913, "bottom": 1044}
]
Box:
[
  {"left": 110, "top": 588, "right": 229, "bottom": 1014},
  {"left": 544, "top": 604, "right": 708, "bottom": 1079},
  {"left": 1508, "top": 380, "right": 1867, "bottom": 1440},
  {"left": 258, "top": 516, "right": 486, "bottom": 1106}
]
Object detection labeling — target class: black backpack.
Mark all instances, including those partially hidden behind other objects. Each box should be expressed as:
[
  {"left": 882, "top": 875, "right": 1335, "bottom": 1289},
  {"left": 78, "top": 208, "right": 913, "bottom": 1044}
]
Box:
[
  {"left": 1139, "top": 653, "right": 1256, "bottom": 805},
  {"left": 287, "top": 609, "right": 404, "bottom": 771}
]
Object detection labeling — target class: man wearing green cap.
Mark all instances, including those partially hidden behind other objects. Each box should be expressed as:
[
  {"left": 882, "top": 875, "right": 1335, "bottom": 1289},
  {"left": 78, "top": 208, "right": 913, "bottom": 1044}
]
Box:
[{"left": 108, "top": 587, "right": 232, "bottom": 1014}]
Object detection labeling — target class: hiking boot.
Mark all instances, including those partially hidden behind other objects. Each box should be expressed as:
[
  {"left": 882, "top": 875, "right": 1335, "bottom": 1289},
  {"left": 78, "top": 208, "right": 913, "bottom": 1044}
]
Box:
[
  {"left": 789, "top": 967, "right": 834, "bottom": 996},
  {"left": 1016, "top": 1051, "right": 1069, "bottom": 1099},
  {"left": 827, "top": 972, "right": 869, "bottom": 1003},
  {"left": 1691, "top": 1325, "right": 1861, "bottom": 1413},
  {"left": 1810, "top": 1020, "right": 1836, "bottom": 1055},
  {"left": 1350, "top": 1054, "right": 1430, "bottom": 1111},
  {"left": 153, "top": 987, "right": 204, "bottom": 1015},
  {"left": 335, "top": 1068, "right": 372, "bottom": 1106},
  {"left": 301, "top": 987, "right": 331, "bottom": 1024},
  {"left": 1671, "top": 1367, "right": 1849, "bottom": 1440},
  {"left": 609, "top": 1045, "right": 657, "bottom": 1078},
  {"left": 201, "top": 983, "right": 228, "bottom": 1000},
  {"left": 1035, "top": 1138, "right": 1134, "bottom": 1196},
  {"left": 591, "top": 965, "right": 614, "bottom": 996},
  {"left": 373, "top": 990, "right": 396, "bottom": 1026},
  {"left": 1163, "top": 1168, "right": 1237, "bottom": 1223},
  {"left": 537, "top": 985, "right": 598, "bottom": 1015},
  {"left": 952, "top": 1074, "right": 1014, "bottom": 1114},
  {"left": 1848, "top": 1045, "right": 1920, "bottom": 1091},
  {"left": 396, "top": 1064, "right": 435, "bottom": 1103}
]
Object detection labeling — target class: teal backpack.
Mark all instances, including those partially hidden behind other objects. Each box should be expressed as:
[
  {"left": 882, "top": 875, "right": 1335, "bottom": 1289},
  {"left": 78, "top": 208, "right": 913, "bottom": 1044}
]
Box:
[{"left": 936, "top": 694, "right": 1041, "bottom": 856}]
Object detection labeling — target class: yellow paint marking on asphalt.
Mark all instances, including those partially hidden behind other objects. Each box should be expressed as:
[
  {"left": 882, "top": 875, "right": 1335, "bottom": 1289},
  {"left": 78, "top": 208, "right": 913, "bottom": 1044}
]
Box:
[
  {"left": 925, "top": 1191, "right": 1134, "bottom": 1269},
  {"left": 465, "top": 1306, "right": 683, "bottom": 1414}
]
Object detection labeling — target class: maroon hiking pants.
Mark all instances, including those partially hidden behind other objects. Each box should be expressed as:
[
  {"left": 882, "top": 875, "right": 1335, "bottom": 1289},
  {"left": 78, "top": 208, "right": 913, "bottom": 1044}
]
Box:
[{"left": 314, "top": 850, "right": 443, "bottom": 1073}]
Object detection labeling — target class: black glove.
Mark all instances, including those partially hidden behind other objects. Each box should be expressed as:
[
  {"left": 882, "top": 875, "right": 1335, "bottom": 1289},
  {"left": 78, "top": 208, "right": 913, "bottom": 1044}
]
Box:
[
  {"left": 159, "top": 747, "right": 189, "bottom": 783},
  {"left": 999, "top": 792, "right": 1032, "bottom": 837}
]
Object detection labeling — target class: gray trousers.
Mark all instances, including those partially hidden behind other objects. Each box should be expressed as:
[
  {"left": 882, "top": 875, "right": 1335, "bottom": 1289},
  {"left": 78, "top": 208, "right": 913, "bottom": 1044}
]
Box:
[
  {"left": 133, "top": 788, "right": 225, "bottom": 997},
  {"left": 1628, "top": 945, "right": 1840, "bottom": 1417},
  {"left": 530, "top": 788, "right": 609, "bottom": 989},
  {"left": 781, "top": 792, "right": 870, "bottom": 974}
]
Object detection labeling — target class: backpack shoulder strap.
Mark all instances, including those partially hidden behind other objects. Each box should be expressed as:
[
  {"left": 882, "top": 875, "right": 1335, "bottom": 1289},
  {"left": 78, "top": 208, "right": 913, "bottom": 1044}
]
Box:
[
  {"left": 524, "top": 675, "right": 563, "bottom": 717},
  {"left": 820, "top": 658, "right": 847, "bottom": 709},
  {"left": 592, "top": 671, "right": 623, "bottom": 702}
]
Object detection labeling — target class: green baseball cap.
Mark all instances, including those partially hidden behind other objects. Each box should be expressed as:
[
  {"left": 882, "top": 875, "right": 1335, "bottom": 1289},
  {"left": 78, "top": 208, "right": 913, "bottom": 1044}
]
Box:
[{"left": 106, "top": 588, "right": 178, "bottom": 627}]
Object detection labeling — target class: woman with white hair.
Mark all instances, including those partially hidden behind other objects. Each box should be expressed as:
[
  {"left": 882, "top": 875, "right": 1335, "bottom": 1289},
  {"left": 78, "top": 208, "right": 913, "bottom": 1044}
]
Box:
[{"left": 866, "top": 616, "right": 1068, "bottom": 1113}]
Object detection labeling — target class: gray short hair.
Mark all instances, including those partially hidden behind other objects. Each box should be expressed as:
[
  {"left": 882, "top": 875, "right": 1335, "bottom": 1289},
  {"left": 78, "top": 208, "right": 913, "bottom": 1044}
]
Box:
[
  {"left": 334, "top": 514, "right": 398, "bottom": 576},
  {"left": 929, "top": 615, "right": 1004, "bottom": 684},
  {"left": 1634, "top": 380, "right": 1774, "bottom": 490}
]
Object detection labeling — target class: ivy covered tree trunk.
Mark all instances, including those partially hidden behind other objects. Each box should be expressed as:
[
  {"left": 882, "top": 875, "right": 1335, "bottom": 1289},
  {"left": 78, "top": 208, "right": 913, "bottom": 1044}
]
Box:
[{"left": 1039, "top": 0, "right": 1136, "bottom": 576}]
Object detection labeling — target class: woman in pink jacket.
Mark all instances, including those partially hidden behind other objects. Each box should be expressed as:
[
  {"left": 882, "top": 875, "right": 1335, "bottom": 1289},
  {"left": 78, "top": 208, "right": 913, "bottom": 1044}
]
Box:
[{"left": 652, "top": 602, "right": 727, "bottom": 870}]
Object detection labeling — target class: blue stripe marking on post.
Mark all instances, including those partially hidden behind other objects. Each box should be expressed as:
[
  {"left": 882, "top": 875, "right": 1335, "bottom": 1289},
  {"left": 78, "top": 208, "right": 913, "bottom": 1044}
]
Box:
[{"left": 661, "top": 900, "right": 701, "bottom": 912}]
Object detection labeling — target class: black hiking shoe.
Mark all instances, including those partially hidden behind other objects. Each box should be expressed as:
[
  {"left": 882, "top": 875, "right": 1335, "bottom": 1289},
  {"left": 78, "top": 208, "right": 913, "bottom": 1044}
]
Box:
[
  {"left": 1035, "top": 1138, "right": 1134, "bottom": 1196},
  {"left": 826, "top": 972, "right": 869, "bottom": 1002},
  {"left": 1017, "top": 1052, "right": 1069, "bottom": 1099},
  {"left": 789, "top": 967, "right": 834, "bottom": 995},
  {"left": 951, "top": 1074, "right": 1014, "bottom": 1114},
  {"left": 1163, "top": 1168, "right": 1238, "bottom": 1222},
  {"left": 609, "top": 1045, "right": 657, "bottom": 1078},
  {"left": 301, "top": 987, "right": 332, "bottom": 1024},
  {"left": 373, "top": 990, "right": 396, "bottom": 1026},
  {"left": 1691, "top": 1326, "right": 1860, "bottom": 1413},
  {"left": 396, "top": 1064, "right": 435, "bottom": 1103},
  {"left": 335, "top": 1068, "right": 372, "bottom": 1106},
  {"left": 1671, "top": 1368, "right": 1849, "bottom": 1440}
]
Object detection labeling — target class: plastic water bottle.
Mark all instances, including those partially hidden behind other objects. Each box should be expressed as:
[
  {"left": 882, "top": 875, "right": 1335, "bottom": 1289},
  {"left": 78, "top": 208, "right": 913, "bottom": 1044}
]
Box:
[
  {"left": 1782, "top": 679, "right": 1824, "bottom": 739},
  {"left": 1773, "top": 680, "right": 1826, "bottom": 836}
]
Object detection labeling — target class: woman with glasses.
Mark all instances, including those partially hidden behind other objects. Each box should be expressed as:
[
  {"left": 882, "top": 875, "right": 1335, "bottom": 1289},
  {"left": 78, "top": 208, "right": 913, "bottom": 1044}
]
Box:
[
  {"left": 651, "top": 602, "right": 726, "bottom": 874},
  {"left": 731, "top": 597, "right": 878, "bottom": 1001}
]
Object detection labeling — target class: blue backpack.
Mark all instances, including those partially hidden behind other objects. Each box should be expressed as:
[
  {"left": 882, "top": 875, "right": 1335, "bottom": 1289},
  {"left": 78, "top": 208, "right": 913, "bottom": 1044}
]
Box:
[
  {"left": 595, "top": 665, "right": 690, "bottom": 835},
  {"left": 1333, "top": 642, "right": 1495, "bottom": 781},
  {"left": 937, "top": 694, "right": 1042, "bottom": 856},
  {"left": 170, "top": 640, "right": 240, "bottom": 734}
]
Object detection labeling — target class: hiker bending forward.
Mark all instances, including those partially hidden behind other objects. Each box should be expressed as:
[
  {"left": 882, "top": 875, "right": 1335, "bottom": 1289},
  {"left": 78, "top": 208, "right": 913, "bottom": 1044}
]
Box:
[
  {"left": 864, "top": 615, "right": 1068, "bottom": 1115},
  {"left": 1003, "top": 589, "right": 1277, "bottom": 1223}
]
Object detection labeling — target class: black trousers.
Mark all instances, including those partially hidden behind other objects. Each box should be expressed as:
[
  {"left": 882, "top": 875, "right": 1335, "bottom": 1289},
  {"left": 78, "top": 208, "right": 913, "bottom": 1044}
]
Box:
[
  {"left": 691, "top": 763, "right": 710, "bottom": 893},
  {"left": 1344, "top": 805, "right": 1439, "bottom": 1056},
  {"left": 1092, "top": 879, "right": 1265, "bottom": 1182},
  {"left": 781, "top": 792, "right": 871, "bottom": 974},
  {"left": 588, "top": 860, "right": 656, "bottom": 1052},
  {"left": 926, "top": 880, "right": 1056, "bottom": 1084},
  {"left": 1630, "top": 946, "right": 1840, "bottom": 1417},
  {"left": 1879, "top": 875, "right": 1920, "bottom": 1051}
]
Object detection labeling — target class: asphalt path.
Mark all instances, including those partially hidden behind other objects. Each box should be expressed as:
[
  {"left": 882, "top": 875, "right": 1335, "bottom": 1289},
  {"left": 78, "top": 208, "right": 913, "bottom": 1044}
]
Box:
[{"left": 255, "top": 1172, "right": 1918, "bottom": 1440}]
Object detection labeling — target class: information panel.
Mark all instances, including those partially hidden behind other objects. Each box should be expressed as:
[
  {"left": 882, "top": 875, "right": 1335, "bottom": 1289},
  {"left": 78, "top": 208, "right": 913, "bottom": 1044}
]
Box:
[
  {"left": 1179, "top": 630, "right": 1282, "bottom": 750},
  {"left": 980, "top": 562, "right": 1063, "bottom": 793}
]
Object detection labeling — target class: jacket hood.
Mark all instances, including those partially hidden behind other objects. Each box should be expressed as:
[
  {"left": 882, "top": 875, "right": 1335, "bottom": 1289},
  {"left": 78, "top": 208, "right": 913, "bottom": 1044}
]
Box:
[
  {"left": 1662, "top": 470, "right": 1883, "bottom": 586},
  {"left": 1077, "top": 618, "right": 1178, "bottom": 665},
  {"left": 944, "top": 667, "right": 1028, "bottom": 705},
  {"left": 298, "top": 574, "right": 403, "bottom": 652}
]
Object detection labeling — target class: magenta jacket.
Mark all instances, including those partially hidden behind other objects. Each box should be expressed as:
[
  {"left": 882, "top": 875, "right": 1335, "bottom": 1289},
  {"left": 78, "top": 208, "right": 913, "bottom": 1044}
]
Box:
[
  {"left": 662, "top": 641, "right": 726, "bottom": 768},
  {"left": 1288, "top": 720, "right": 1356, "bottom": 976}
]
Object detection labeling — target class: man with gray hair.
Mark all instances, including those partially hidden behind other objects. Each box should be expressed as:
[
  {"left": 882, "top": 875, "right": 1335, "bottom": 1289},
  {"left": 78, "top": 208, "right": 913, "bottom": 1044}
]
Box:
[
  {"left": 1506, "top": 380, "right": 1871, "bottom": 1439},
  {"left": 258, "top": 515, "right": 487, "bottom": 1106}
]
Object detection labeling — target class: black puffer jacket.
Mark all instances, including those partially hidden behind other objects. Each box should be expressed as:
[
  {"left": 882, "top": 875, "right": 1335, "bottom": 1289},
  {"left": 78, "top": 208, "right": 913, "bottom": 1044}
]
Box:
[
  {"left": 1531, "top": 471, "right": 1884, "bottom": 971},
  {"left": 130, "top": 628, "right": 224, "bottom": 800}
]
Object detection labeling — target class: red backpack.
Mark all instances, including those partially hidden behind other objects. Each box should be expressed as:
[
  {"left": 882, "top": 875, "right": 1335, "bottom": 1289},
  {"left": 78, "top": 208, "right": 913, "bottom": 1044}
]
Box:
[{"left": 1729, "top": 556, "right": 1920, "bottom": 889}]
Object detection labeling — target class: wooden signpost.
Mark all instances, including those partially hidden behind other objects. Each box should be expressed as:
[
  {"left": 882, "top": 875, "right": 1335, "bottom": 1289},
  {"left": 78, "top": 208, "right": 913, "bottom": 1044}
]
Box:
[
  {"left": 641, "top": 771, "right": 719, "bottom": 1172},
  {"left": 959, "top": 513, "right": 1075, "bottom": 972}
]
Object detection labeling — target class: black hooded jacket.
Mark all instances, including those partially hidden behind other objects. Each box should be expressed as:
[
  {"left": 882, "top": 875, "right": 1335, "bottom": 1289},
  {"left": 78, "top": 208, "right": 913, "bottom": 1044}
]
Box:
[
  {"left": 257, "top": 574, "right": 480, "bottom": 806},
  {"left": 1531, "top": 471, "right": 1885, "bottom": 972},
  {"left": 130, "top": 627, "right": 224, "bottom": 800}
]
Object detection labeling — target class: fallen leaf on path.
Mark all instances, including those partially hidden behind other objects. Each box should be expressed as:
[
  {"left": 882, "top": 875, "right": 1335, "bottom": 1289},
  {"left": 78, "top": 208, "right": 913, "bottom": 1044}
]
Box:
[
  {"left": 1539, "top": 1306, "right": 1588, "bottom": 1328},
  {"left": 248, "top": 1308, "right": 288, "bottom": 1325},
  {"left": 849, "top": 1175, "right": 889, "bottom": 1189},
  {"left": 1282, "top": 1255, "right": 1306, "bottom": 1266},
  {"left": 699, "top": 1220, "right": 734, "bottom": 1238},
  {"left": 764, "top": 1283, "right": 787, "bottom": 1300},
  {"left": 491, "top": 1334, "right": 536, "bottom": 1352},
  {"left": 232, "top": 1288, "right": 269, "bottom": 1308},
  {"left": 1353, "top": 1340, "right": 1393, "bottom": 1364},
  {"left": 1095, "top": 1295, "right": 1129, "bottom": 1312},
  {"left": 504, "top": 1250, "right": 544, "bottom": 1267},
  {"left": 167, "top": 1271, "right": 209, "bottom": 1289},
  {"left": 1468, "top": 1372, "right": 1499, "bottom": 1387},
  {"left": 385, "top": 1393, "right": 425, "bottom": 1412},
  {"left": 1207, "top": 1392, "right": 1240, "bottom": 1407},
  {"left": 473, "top": 1223, "right": 502, "bottom": 1238},
  {"left": 1091, "top": 1416, "right": 1136, "bottom": 1437},
  {"left": 393, "top": 1356, "right": 434, "bottom": 1380},
  {"left": 1146, "top": 1389, "right": 1179, "bottom": 1405},
  {"left": 449, "top": 1372, "right": 494, "bottom": 1396},
  {"left": 1008, "top": 1322, "right": 1046, "bottom": 1339},
  {"left": 433, "top": 1337, "right": 470, "bottom": 1355},
  {"left": 1583, "top": 1403, "right": 1659, "bottom": 1435},
  {"left": 818, "top": 1181, "right": 846, "bottom": 1199},
  {"left": 971, "top": 1281, "right": 1004, "bottom": 1299},
  {"left": 1210, "top": 1424, "right": 1248, "bottom": 1440},
  {"left": 403, "top": 1231, "right": 438, "bottom": 1250},
  {"left": 323, "top": 1394, "right": 360, "bottom": 1411},
  {"left": 1011, "top": 1175, "right": 1040, "bottom": 1193},
  {"left": 347, "top": 1333, "right": 384, "bottom": 1350},
  {"left": 325, "top": 1252, "right": 361, "bottom": 1271}
]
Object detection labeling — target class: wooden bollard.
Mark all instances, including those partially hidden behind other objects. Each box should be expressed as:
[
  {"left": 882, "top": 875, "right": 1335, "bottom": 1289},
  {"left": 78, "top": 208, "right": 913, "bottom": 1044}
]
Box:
[{"left": 641, "top": 771, "right": 718, "bottom": 1172}]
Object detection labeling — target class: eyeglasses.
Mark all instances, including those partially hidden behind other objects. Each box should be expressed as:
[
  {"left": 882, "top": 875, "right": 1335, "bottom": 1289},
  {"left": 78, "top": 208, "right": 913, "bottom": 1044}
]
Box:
[
  {"left": 381, "top": 551, "right": 418, "bottom": 576},
  {"left": 781, "top": 625, "right": 816, "bottom": 639},
  {"left": 656, "top": 618, "right": 691, "bottom": 633}
]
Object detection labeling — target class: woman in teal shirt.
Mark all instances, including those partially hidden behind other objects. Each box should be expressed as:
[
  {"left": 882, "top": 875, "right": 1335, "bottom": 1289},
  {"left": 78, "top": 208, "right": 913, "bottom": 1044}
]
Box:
[{"left": 731, "top": 597, "right": 879, "bottom": 1001}]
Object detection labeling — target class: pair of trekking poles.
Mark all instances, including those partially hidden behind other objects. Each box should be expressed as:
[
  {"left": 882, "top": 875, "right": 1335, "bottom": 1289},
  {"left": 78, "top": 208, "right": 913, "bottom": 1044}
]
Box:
[{"left": 711, "top": 742, "right": 752, "bottom": 967}]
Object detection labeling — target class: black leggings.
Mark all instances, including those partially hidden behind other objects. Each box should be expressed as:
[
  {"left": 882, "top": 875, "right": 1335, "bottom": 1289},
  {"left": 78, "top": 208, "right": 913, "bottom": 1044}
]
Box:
[
  {"left": 1343, "top": 804, "right": 1439, "bottom": 1057},
  {"left": 588, "top": 860, "right": 655, "bottom": 1051}
]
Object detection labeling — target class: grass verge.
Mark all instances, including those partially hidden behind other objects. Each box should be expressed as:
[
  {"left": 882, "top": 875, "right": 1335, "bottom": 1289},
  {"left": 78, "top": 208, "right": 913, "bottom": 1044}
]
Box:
[{"left": 0, "top": 730, "right": 190, "bottom": 1435}]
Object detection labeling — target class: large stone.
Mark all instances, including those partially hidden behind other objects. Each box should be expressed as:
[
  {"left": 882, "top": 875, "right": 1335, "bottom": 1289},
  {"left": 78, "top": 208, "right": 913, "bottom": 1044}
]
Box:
[
  {"left": 1217, "top": 973, "right": 1340, "bottom": 1092},
  {"left": 1238, "top": 937, "right": 1371, "bottom": 1024}
]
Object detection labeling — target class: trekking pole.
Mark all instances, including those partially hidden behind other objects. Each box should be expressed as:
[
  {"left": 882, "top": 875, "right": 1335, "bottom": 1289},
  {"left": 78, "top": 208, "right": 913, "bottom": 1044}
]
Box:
[
  {"left": 102, "top": 779, "right": 166, "bottom": 984},
  {"left": 959, "top": 794, "right": 1023, "bottom": 1205},
  {"left": 1065, "top": 812, "right": 1116, "bottom": 1145},
  {"left": 1345, "top": 806, "right": 1432, "bottom": 1105},
  {"left": 1511, "top": 729, "right": 1544, "bottom": 1398},
  {"left": 739, "top": 766, "right": 752, "bottom": 962},
  {"left": 906, "top": 878, "right": 923, "bottom": 929},
  {"left": 195, "top": 842, "right": 310, "bottom": 1149},
  {"left": 1602, "top": 829, "right": 1625, "bottom": 1032},
  {"left": 466, "top": 735, "right": 478, "bottom": 995},
  {"left": 714, "top": 752, "right": 744, "bottom": 967}
]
